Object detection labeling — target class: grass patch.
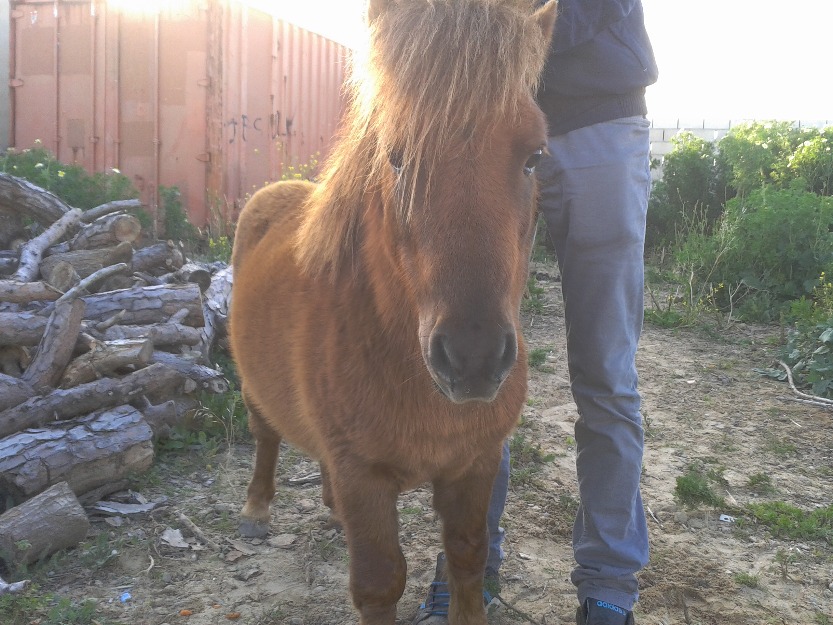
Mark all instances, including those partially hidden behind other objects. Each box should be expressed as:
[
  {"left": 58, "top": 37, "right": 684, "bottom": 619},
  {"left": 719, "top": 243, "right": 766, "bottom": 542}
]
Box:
[
  {"left": 509, "top": 429, "right": 555, "bottom": 487},
  {"left": 747, "top": 501, "right": 833, "bottom": 542},
  {"left": 0, "top": 589, "right": 107, "bottom": 625},
  {"left": 732, "top": 572, "right": 760, "bottom": 588},
  {"left": 674, "top": 465, "right": 725, "bottom": 508},
  {"left": 763, "top": 436, "right": 798, "bottom": 457},
  {"left": 522, "top": 276, "right": 546, "bottom": 315},
  {"left": 747, "top": 472, "right": 776, "bottom": 495},
  {"left": 527, "top": 346, "right": 556, "bottom": 373}
]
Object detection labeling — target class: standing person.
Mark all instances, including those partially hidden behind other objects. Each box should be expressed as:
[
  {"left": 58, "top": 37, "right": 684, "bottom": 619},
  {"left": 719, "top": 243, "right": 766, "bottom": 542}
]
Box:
[{"left": 413, "top": 1, "right": 658, "bottom": 624}]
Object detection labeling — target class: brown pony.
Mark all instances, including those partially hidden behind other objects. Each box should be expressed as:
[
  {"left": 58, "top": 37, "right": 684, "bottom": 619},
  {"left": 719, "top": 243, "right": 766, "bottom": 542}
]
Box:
[{"left": 229, "top": 1, "right": 556, "bottom": 623}]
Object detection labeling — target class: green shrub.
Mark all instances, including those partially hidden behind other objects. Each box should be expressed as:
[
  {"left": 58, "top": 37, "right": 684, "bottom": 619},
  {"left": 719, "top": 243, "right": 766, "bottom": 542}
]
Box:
[
  {"left": 0, "top": 143, "right": 138, "bottom": 210},
  {"left": 719, "top": 187, "right": 833, "bottom": 300},
  {"left": 789, "top": 128, "right": 833, "bottom": 196},
  {"left": 647, "top": 131, "right": 730, "bottom": 248},
  {"left": 673, "top": 186, "right": 833, "bottom": 320},
  {"left": 748, "top": 501, "right": 833, "bottom": 542},
  {"left": 160, "top": 185, "right": 199, "bottom": 243},
  {"left": 718, "top": 121, "right": 813, "bottom": 196}
]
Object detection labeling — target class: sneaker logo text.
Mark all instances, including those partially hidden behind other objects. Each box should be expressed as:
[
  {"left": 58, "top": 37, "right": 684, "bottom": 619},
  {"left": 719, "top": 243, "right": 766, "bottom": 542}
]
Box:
[{"left": 596, "top": 600, "right": 627, "bottom": 616}]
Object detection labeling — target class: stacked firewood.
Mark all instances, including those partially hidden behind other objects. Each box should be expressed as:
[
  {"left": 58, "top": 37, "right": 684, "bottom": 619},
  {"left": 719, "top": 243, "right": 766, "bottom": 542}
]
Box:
[{"left": 0, "top": 173, "right": 234, "bottom": 573}]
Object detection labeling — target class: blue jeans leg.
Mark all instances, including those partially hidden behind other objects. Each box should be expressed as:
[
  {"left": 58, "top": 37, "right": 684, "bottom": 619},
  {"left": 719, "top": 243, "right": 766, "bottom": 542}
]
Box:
[
  {"left": 486, "top": 438, "right": 510, "bottom": 574},
  {"left": 537, "top": 116, "right": 651, "bottom": 611}
]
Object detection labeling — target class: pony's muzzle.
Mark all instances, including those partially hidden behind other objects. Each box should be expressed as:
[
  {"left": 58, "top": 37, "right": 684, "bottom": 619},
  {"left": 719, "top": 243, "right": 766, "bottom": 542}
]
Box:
[{"left": 426, "top": 325, "right": 518, "bottom": 403}]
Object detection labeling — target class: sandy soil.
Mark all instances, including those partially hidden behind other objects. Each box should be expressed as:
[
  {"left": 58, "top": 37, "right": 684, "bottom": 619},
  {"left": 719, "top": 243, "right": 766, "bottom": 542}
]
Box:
[{"left": 8, "top": 260, "right": 833, "bottom": 625}]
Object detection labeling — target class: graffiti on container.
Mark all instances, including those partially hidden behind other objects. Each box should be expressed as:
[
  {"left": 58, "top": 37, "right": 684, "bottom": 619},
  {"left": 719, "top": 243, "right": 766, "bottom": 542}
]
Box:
[{"left": 226, "top": 111, "right": 295, "bottom": 143}]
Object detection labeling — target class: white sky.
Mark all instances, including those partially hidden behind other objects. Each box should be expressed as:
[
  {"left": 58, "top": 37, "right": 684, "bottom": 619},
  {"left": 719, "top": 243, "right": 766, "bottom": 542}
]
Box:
[{"left": 244, "top": 0, "right": 832, "bottom": 123}]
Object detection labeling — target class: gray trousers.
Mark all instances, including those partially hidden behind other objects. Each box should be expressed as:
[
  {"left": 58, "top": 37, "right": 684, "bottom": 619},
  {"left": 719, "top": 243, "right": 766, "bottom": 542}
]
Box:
[{"left": 488, "top": 115, "right": 651, "bottom": 610}]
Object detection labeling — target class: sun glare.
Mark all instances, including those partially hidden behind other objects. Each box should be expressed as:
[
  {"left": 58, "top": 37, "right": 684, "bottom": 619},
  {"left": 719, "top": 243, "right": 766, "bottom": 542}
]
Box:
[
  {"left": 241, "top": 0, "right": 369, "bottom": 49},
  {"left": 106, "top": 0, "right": 196, "bottom": 16}
]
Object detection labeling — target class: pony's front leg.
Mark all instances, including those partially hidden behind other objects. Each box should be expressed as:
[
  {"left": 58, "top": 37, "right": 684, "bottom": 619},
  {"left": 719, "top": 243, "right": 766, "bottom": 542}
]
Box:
[
  {"left": 331, "top": 466, "right": 405, "bottom": 625},
  {"left": 433, "top": 466, "right": 496, "bottom": 625}
]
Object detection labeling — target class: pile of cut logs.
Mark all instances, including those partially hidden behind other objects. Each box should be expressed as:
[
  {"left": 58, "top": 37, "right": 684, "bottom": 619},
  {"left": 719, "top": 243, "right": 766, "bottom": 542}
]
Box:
[{"left": 0, "top": 173, "right": 234, "bottom": 578}]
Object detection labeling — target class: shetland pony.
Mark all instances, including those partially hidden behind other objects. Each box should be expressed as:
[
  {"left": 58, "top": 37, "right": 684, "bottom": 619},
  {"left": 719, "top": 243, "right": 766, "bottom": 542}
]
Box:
[{"left": 229, "top": 1, "right": 556, "bottom": 623}]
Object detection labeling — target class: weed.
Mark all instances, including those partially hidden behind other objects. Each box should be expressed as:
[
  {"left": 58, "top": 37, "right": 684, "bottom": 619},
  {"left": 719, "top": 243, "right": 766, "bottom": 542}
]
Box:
[
  {"left": 47, "top": 597, "right": 98, "bottom": 625},
  {"left": 763, "top": 436, "right": 797, "bottom": 457},
  {"left": 747, "top": 501, "right": 833, "bottom": 542},
  {"left": 509, "top": 430, "right": 555, "bottom": 487},
  {"left": 77, "top": 532, "right": 122, "bottom": 570},
  {"left": 732, "top": 571, "right": 760, "bottom": 588},
  {"left": 528, "top": 346, "right": 555, "bottom": 372},
  {"left": 774, "top": 547, "right": 798, "bottom": 580},
  {"left": 747, "top": 473, "right": 776, "bottom": 494},
  {"left": 522, "top": 276, "right": 546, "bottom": 314},
  {"left": 400, "top": 506, "right": 421, "bottom": 517},
  {"left": 0, "top": 586, "right": 47, "bottom": 625},
  {"left": 674, "top": 465, "right": 725, "bottom": 508}
]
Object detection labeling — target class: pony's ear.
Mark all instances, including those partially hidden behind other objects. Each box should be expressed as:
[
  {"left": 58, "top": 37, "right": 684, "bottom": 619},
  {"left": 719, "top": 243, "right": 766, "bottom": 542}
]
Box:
[
  {"left": 367, "top": 0, "right": 392, "bottom": 24},
  {"left": 533, "top": 0, "right": 558, "bottom": 42}
]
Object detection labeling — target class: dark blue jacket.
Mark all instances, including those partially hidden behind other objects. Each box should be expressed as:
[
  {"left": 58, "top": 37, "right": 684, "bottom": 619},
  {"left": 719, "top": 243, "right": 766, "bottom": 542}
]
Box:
[{"left": 536, "top": 0, "right": 659, "bottom": 135}]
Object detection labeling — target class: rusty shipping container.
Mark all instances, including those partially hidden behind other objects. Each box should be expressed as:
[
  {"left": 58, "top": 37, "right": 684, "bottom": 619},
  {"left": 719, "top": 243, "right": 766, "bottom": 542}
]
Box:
[{"left": 9, "top": 0, "right": 349, "bottom": 226}]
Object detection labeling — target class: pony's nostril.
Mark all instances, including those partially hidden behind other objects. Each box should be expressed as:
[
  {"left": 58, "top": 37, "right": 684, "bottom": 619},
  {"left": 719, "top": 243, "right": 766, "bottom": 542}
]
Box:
[
  {"left": 429, "top": 332, "right": 456, "bottom": 384},
  {"left": 496, "top": 331, "right": 518, "bottom": 382}
]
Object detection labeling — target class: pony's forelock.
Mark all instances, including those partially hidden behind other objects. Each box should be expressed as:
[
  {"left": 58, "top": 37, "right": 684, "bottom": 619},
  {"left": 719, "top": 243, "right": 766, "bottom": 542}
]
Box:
[{"left": 296, "top": 0, "right": 551, "bottom": 278}]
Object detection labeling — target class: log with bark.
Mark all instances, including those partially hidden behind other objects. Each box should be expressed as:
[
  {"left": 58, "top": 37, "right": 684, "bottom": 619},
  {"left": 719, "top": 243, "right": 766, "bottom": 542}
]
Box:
[
  {"left": 59, "top": 338, "right": 154, "bottom": 387},
  {"left": 0, "top": 374, "right": 35, "bottom": 412},
  {"left": 0, "top": 362, "right": 184, "bottom": 439},
  {"left": 0, "top": 482, "right": 90, "bottom": 567},
  {"left": 132, "top": 240, "right": 185, "bottom": 275},
  {"left": 0, "top": 279, "right": 60, "bottom": 304},
  {"left": 13, "top": 208, "right": 83, "bottom": 282},
  {"left": 69, "top": 213, "right": 142, "bottom": 250},
  {"left": 20, "top": 298, "right": 85, "bottom": 392},
  {"left": 0, "top": 174, "right": 233, "bottom": 514},
  {"left": 39, "top": 240, "right": 133, "bottom": 283},
  {"left": 0, "top": 405, "right": 154, "bottom": 503},
  {"left": 80, "top": 282, "right": 205, "bottom": 327},
  {"left": 101, "top": 321, "right": 201, "bottom": 347},
  {"left": 199, "top": 265, "right": 233, "bottom": 360}
]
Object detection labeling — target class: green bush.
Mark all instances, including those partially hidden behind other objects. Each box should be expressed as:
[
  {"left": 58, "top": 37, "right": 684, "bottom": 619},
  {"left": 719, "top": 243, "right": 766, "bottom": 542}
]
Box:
[
  {"left": 788, "top": 128, "right": 833, "bottom": 196},
  {"left": 718, "top": 121, "right": 812, "bottom": 196},
  {"left": 718, "top": 187, "right": 833, "bottom": 300},
  {"left": 647, "top": 131, "right": 730, "bottom": 248},
  {"left": 671, "top": 186, "right": 833, "bottom": 321},
  {"left": 0, "top": 143, "right": 138, "bottom": 210},
  {"left": 160, "top": 185, "right": 199, "bottom": 243}
]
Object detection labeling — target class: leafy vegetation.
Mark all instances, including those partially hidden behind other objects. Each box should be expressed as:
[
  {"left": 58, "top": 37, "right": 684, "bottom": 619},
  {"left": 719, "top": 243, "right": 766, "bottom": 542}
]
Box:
[
  {"left": 747, "top": 501, "right": 833, "bottom": 543},
  {"left": 647, "top": 121, "right": 833, "bottom": 395},
  {"left": 0, "top": 143, "right": 139, "bottom": 216},
  {"left": 673, "top": 464, "right": 725, "bottom": 508}
]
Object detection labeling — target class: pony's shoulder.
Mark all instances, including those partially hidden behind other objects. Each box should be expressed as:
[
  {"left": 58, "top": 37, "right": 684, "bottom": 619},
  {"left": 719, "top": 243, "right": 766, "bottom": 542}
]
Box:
[{"left": 232, "top": 180, "right": 316, "bottom": 270}]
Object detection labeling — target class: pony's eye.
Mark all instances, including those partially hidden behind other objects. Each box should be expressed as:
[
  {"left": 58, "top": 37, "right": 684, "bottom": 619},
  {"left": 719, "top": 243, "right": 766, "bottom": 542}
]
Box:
[
  {"left": 389, "top": 150, "right": 404, "bottom": 175},
  {"left": 523, "top": 150, "right": 543, "bottom": 176}
]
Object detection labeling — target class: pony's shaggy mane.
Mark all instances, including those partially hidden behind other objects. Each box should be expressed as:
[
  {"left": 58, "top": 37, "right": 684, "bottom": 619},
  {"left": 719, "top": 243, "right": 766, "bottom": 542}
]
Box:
[{"left": 296, "top": 0, "right": 552, "bottom": 278}]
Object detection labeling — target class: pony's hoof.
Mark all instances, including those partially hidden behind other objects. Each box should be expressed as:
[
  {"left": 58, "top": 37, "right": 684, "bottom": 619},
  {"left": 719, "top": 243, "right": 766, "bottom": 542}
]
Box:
[{"left": 239, "top": 519, "right": 269, "bottom": 538}]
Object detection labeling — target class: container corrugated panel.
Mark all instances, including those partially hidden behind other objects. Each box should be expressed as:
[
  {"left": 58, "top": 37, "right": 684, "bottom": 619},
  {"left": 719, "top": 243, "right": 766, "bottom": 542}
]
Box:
[{"left": 9, "top": 0, "right": 349, "bottom": 226}]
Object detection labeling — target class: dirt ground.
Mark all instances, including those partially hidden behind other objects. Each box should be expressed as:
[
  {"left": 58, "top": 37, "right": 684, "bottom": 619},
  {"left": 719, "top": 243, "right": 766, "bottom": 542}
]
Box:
[{"left": 8, "top": 260, "right": 833, "bottom": 625}]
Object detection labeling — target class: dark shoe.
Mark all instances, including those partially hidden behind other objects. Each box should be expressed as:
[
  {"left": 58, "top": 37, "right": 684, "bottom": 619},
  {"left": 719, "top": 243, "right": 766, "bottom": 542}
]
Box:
[
  {"left": 576, "top": 598, "right": 634, "bottom": 625},
  {"left": 411, "top": 553, "right": 497, "bottom": 625}
]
